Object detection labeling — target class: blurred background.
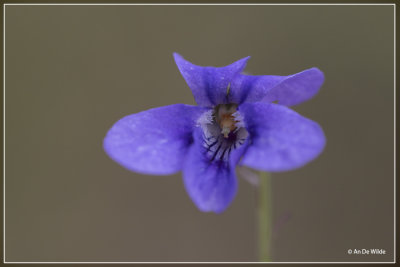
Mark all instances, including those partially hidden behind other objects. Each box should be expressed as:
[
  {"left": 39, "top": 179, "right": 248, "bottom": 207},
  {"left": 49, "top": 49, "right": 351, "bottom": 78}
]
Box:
[{"left": 5, "top": 4, "right": 394, "bottom": 262}]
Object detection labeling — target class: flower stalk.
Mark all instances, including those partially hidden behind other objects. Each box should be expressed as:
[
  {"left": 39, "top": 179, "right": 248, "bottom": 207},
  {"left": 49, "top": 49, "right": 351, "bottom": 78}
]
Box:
[{"left": 258, "top": 171, "right": 272, "bottom": 262}]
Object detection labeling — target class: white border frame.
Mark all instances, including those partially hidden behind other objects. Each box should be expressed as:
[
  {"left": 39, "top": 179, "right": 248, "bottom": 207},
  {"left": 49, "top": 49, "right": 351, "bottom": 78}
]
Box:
[{"left": 2, "top": 3, "right": 396, "bottom": 264}]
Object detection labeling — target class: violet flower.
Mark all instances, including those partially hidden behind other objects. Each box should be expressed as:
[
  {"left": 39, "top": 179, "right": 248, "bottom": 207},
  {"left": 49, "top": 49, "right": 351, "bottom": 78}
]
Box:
[{"left": 104, "top": 53, "right": 325, "bottom": 213}]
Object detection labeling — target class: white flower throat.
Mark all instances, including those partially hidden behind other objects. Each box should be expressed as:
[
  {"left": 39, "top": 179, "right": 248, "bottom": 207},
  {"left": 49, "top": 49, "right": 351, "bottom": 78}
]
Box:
[{"left": 198, "top": 104, "right": 248, "bottom": 162}]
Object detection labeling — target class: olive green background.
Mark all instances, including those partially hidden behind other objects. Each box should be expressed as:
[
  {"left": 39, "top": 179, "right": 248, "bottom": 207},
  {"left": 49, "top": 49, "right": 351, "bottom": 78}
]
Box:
[{"left": 5, "top": 5, "right": 394, "bottom": 262}]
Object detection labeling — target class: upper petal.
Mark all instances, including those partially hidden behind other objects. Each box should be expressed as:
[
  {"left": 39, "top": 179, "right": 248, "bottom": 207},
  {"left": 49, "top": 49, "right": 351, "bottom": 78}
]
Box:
[
  {"left": 230, "top": 68, "right": 324, "bottom": 106},
  {"left": 239, "top": 102, "right": 325, "bottom": 172},
  {"left": 103, "top": 104, "right": 207, "bottom": 175},
  {"left": 173, "top": 53, "right": 250, "bottom": 107},
  {"left": 182, "top": 122, "right": 248, "bottom": 213}
]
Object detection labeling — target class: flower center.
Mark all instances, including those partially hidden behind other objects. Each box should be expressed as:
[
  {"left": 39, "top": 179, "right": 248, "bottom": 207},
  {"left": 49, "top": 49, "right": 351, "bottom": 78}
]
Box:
[
  {"left": 215, "top": 104, "right": 238, "bottom": 138},
  {"left": 197, "top": 104, "right": 248, "bottom": 163}
]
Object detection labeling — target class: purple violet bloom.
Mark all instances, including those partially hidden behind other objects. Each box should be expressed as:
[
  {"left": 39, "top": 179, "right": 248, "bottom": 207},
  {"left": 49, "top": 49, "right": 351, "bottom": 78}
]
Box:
[{"left": 104, "top": 53, "right": 326, "bottom": 213}]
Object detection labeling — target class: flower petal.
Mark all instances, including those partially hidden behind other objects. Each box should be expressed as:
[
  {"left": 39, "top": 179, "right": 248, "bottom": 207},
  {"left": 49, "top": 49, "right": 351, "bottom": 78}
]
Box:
[
  {"left": 230, "top": 68, "right": 324, "bottom": 106},
  {"left": 103, "top": 104, "right": 207, "bottom": 175},
  {"left": 173, "top": 53, "right": 250, "bottom": 107},
  {"left": 182, "top": 127, "right": 248, "bottom": 213},
  {"left": 239, "top": 102, "right": 325, "bottom": 172}
]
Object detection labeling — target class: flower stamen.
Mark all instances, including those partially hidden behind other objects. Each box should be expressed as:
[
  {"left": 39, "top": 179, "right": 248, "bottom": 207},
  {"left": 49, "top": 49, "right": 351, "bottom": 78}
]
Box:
[{"left": 215, "top": 104, "right": 238, "bottom": 138}]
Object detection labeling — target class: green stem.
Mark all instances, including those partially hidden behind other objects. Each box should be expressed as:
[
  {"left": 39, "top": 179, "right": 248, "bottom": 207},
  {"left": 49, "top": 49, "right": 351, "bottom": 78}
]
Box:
[{"left": 258, "top": 171, "right": 271, "bottom": 262}]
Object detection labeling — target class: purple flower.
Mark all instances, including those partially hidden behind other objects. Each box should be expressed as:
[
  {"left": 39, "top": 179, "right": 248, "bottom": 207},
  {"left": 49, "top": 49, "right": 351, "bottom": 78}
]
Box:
[{"left": 104, "top": 53, "right": 325, "bottom": 213}]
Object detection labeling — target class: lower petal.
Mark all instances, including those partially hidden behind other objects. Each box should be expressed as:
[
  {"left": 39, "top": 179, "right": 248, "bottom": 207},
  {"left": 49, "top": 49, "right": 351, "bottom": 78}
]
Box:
[
  {"left": 103, "top": 104, "right": 207, "bottom": 175},
  {"left": 182, "top": 127, "right": 247, "bottom": 213},
  {"left": 239, "top": 102, "right": 326, "bottom": 172}
]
